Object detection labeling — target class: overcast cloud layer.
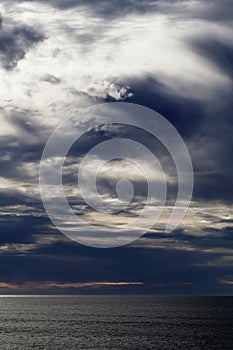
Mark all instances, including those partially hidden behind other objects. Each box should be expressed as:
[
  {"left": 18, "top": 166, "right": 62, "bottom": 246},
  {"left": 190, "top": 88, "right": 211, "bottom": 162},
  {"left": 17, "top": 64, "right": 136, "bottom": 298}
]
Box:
[{"left": 0, "top": 0, "right": 232, "bottom": 294}]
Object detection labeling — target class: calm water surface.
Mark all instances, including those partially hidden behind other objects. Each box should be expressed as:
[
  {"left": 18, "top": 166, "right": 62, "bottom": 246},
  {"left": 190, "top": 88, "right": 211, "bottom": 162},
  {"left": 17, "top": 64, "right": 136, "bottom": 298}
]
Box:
[{"left": 0, "top": 296, "right": 232, "bottom": 349}]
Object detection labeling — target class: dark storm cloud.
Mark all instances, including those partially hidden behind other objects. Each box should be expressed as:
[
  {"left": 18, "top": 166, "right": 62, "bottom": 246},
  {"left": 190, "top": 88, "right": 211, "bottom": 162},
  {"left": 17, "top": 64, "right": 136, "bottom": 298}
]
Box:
[
  {"left": 126, "top": 77, "right": 204, "bottom": 137},
  {"left": 194, "top": 172, "right": 233, "bottom": 203},
  {"left": 189, "top": 37, "right": 233, "bottom": 78},
  {"left": 32, "top": 226, "right": 233, "bottom": 258},
  {"left": 0, "top": 215, "right": 51, "bottom": 244},
  {"left": 0, "top": 15, "right": 44, "bottom": 70},
  {"left": 191, "top": 102, "right": 233, "bottom": 203},
  {"left": 0, "top": 229, "right": 232, "bottom": 294},
  {"left": 191, "top": 0, "right": 233, "bottom": 22},
  {"left": 7, "top": 0, "right": 158, "bottom": 15},
  {"left": 7, "top": 0, "right": 233, "bottom": 22},
  {"left": 143, "top": 227, "right": 233, "bottom": 252},
  {"left": 0, "top": 0, "right": 232, "bottom": 295},
  {"left": 0, "top": 136, "right": 43, "bottom": 182},
  {"left": 7, "top": 0, "right": 233, "bottom": 21},
  {"left": 120, "top": 73, "right": 233, "bottom": 204},
  {"left": 0, "top": 112, "right": 50, "bottom": 221},
  {"left": 0, "top": 188, "right": 40, "bottom": 209},
  {"left": 0, "top": 110, "right": 52, "bottom": 182}
]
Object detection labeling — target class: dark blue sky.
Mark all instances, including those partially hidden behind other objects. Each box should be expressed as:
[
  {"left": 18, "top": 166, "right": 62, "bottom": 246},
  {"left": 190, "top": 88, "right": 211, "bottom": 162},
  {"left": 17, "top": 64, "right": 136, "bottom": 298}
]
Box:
[{"left": 0, "top": 0, "right": 232, "bottom": 294}]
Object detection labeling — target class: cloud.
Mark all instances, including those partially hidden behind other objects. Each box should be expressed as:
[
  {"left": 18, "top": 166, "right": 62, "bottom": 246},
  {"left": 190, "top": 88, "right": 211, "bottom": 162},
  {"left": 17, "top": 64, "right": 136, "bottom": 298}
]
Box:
[
  {"left": 0, "top": 211, "right": 232, "bottom": 294},
  {"left": 219, "top": 279, "right": 233, "bottom": 286},
  {"left": 71, "top": 81, "right": 133, "bottom": 101},
  {"left": 0, "top": 0, "right": 232, "bottom": 293},
  {"left": 5, "top": 0, "right": 233, "bottom": 23},
  {"left": 0, "top": 280, "right": 143, "bottom": 293},
  {"left": 0, "top": 0, "right": 231, "bottom": 112},
  {"left": 0, "top": 14, "right": 44, "bottom": 70},
  {"left": 1, "top": 0, "right": 160, "bottom": 17},
  {"left": 0, "top": 214, "right": 52, "bottom": 245},
  {"left": 189, "top": 36, "right": 233, "bottom": 78},
  {"left": 42, "top": 74, "right": 61, "bottom": 85}
]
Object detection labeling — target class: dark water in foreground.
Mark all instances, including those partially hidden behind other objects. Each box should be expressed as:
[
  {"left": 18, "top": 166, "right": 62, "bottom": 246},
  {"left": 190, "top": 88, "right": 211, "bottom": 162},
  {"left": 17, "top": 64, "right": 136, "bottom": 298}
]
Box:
[{"left": 0, "top": 296, "right": 232, "bottom": 349}]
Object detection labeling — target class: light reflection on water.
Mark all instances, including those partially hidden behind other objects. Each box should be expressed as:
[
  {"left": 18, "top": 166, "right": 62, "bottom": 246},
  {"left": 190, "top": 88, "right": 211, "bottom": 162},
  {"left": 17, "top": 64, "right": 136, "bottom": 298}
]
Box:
[{"left": 0, "top": 295, "right": 232, "bottom": 349}]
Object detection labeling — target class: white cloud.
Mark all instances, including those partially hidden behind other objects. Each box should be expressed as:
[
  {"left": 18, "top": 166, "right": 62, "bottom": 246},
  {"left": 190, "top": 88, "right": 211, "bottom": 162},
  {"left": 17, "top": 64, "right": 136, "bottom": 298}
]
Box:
[{"left": 0, "top": 0, "right": 232, "bottom": 130}]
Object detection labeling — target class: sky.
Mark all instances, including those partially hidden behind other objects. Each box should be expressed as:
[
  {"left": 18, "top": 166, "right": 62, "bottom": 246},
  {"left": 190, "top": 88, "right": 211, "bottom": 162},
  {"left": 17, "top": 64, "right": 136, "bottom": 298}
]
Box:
[{"left": 0, "top": 0, "right": 232, "bottom": 294}]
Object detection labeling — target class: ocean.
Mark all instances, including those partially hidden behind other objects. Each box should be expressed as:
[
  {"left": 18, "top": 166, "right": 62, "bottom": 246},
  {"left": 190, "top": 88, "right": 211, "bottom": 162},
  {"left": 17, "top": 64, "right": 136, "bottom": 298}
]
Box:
[{"left": 0, "top": 296, "right": 232, "bottom": 349}]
